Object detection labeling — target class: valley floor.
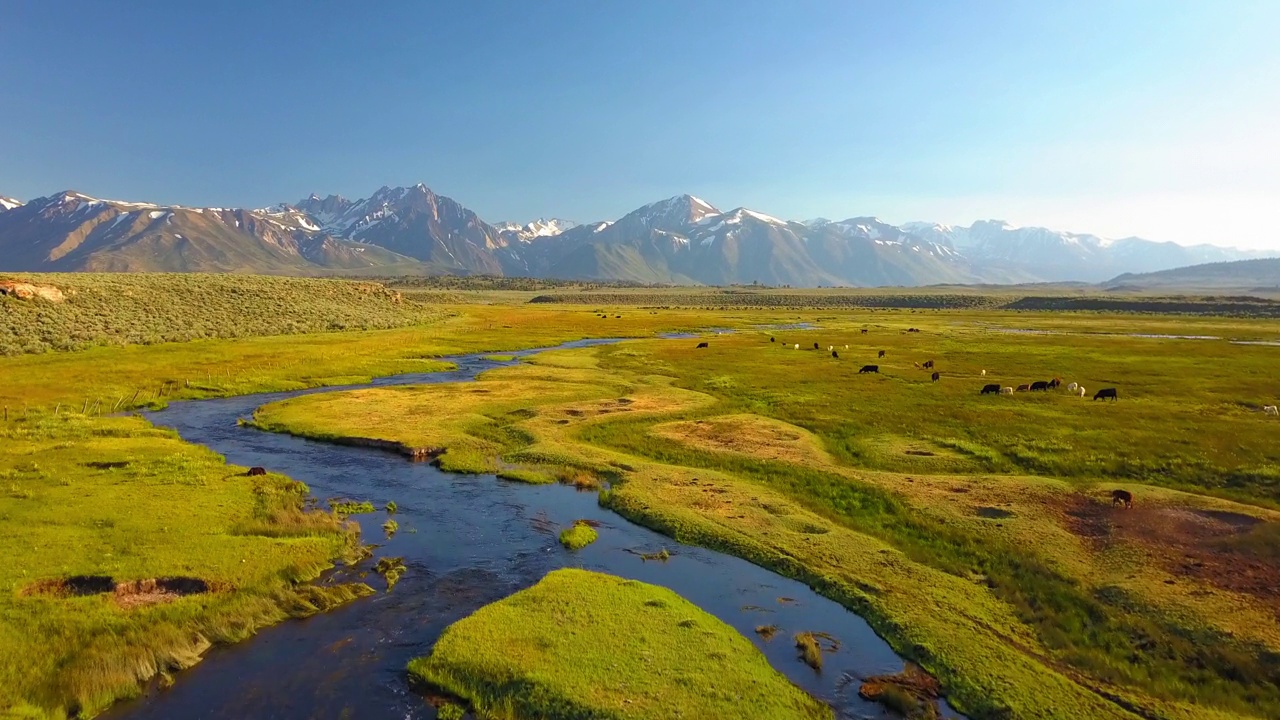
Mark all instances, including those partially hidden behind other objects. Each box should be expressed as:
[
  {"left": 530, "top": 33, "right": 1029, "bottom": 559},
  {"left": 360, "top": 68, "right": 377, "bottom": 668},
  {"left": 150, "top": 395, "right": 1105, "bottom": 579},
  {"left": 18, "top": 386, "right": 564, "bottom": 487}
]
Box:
[{"left": 2, "top": 295, "right": 1279, "bottom": 718}]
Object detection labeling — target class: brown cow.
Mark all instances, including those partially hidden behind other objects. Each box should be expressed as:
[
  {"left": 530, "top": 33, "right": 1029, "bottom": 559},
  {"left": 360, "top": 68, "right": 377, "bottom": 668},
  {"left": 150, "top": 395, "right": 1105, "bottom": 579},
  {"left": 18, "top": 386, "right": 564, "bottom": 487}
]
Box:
[
  {"left": 247, "top": 467, "right": 267, "bottom": 476},
  {"left": 1111, "top": 489, "right": 1133, "bottom": 508},
  {"left": 1016, "top": 384, "right": 1031, "bottom": 392},
  {"left": 696, "top": 342, "right": 709, "bottom": 349},
  {"left": 878, "top": 350, "right": 886, "bottom": 358}
]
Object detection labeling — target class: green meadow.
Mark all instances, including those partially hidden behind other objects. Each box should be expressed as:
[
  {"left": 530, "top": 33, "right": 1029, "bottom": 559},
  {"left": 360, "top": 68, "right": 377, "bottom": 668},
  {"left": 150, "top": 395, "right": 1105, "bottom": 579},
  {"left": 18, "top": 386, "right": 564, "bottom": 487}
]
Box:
[
  {"left": 407, "top": 568, "right": 831, "bottom": 720},
  {"left": 4, "top": 274, "right": 1280, "bottom": 719},
  {"left": 254, "top": 308, "right": 1280, "bottom": 719}
]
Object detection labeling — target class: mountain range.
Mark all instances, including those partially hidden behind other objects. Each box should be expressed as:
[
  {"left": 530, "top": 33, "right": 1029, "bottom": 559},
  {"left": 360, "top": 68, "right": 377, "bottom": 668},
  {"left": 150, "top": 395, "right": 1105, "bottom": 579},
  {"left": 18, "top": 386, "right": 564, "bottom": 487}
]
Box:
[{"left": 0, "top": 185, "right": 1272, "bottom": 285}]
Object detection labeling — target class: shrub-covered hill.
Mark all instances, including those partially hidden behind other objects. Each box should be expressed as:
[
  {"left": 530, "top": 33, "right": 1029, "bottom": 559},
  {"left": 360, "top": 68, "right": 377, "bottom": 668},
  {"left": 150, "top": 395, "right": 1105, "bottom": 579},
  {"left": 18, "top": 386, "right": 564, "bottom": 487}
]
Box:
[{"left": 0, "top": 273, "right": 450, "bottom": 355}]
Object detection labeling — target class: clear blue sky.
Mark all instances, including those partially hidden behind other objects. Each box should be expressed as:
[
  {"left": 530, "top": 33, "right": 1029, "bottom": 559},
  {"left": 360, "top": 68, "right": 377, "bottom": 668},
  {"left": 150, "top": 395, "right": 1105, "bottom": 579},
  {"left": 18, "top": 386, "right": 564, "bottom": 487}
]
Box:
[{"left": 2, "top": 1, "right": 1278, "bottom": 248}]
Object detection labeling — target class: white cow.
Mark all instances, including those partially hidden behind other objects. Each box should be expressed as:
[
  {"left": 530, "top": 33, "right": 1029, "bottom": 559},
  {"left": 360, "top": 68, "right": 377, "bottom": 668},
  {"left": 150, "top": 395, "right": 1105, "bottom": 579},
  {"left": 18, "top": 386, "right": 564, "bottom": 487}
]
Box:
[
  {"left": 981, "top": 369, "right": 986, "bottom": 376},
  {"left": 1000, "top": 386, "right": 1014, "bottom": 395},
  {"left": 1265, "top": 405, "right": 1279, "bottom": 416},
  {"left": 1078, "top": 386, "right": 1087, "bottom": 397},
  {"left": 1067, "top": 382, "right": 1078, "bottom": 393},
  {"left": 844, "top": 344, "right": 849, "bottom": 350},
  {"left": 829, "top": 346, "right": 834, "bottom": 352},
  {"left": 794, "top": 344, "right": 799, "bottom": 350}
]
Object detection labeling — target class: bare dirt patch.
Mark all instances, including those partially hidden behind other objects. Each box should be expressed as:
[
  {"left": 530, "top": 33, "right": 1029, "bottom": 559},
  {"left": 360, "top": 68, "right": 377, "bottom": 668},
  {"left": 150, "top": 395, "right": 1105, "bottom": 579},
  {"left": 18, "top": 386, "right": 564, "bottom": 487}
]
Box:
[
  {"left": 23, "top": 575, "right": 213, "bottom": 608},
  {"left": 651, "top": 414, "right": 830, "bottom": 466},
  {"left": 1064, "top": 496, "right": 1279, "bottom": 607}
]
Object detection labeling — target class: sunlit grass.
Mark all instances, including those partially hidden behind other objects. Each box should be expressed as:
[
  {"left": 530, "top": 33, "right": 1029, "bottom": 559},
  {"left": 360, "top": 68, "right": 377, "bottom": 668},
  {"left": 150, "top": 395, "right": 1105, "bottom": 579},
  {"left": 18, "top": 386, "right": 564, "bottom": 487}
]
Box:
[{"left": 407, "top": 568, "right": 831, "bottom": 720}]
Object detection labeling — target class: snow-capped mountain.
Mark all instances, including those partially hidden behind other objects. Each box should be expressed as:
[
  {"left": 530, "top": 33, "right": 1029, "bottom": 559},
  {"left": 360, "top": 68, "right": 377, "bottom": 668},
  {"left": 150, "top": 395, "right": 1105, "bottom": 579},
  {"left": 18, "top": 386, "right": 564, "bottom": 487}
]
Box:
[
  {"left": 0, "top": 191, "right": 414, "bottom": 272},
  {"left": 494, "top": 218, "right": 578, "bottom": 244},
  {"left": 2, "top": 184, "right": 1271, "bottom": 283},
  {"left": 0, "top": 197, "right": 21, "bottom": 212},
  {"left": 269, "top": 184, "right": 508, "bottom": 274}
]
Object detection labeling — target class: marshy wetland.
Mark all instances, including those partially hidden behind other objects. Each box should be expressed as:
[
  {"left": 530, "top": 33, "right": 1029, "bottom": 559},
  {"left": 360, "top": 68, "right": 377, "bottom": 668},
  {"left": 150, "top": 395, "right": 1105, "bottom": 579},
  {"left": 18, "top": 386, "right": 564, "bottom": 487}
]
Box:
[{"left": 3, "top": 274, "right": 1280, "bottom": 719}]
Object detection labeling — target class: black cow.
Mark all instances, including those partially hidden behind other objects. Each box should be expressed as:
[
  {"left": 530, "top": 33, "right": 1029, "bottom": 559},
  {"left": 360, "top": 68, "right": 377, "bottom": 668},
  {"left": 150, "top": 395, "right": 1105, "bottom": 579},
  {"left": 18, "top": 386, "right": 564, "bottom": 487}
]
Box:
[
  {"left": 1094, "top": 388, "right": 1118, "bottom": 401},
  {"left": 981, "top": 383, "right": 1001, "bottom": 395},
  {"left": 861, "top": 329, "right": 868, "bottom": 334},
  {"left": 1111, "top": 489, "right": 1133, "bottom": 508},
  {"left": 770, "top": 337, "right": 775, "bottom": 343},
  {"left": 923, "top": 360, "right": 934, "bottom": 369},
  {"left": 1030, "top": 381, "right": 1049, "bottom": 391},
  {"left": 813, "top": 342, "right": 820, "bottom": 350},
  {"left": 696, "top": 342, "right": 709, "bottom": 349},
  {"left": 908, "top": 328, "right": 921, "bottom": 333},
  {"left": 878, "top": 350, "right": 886, "bottom": 358},
  {"left": 859, "top": 365, "right": 879, "bottom": 374},
  {"left": 1048, "top": 377, "right": 1062, "bottom": 389},
  {"left": 831, "top": 350, "right": 839, "bottom": 358},
  {"left": 247, "top": 467, "right": 267, "bottom": 476},
  {"left": 931, "top": 371, "right": 940, "bottom": 382}
]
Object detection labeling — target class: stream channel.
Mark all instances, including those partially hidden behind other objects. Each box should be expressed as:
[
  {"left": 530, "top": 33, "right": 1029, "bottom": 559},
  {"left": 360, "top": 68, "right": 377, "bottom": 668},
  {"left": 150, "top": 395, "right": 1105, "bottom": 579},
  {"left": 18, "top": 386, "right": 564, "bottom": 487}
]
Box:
[{"left": 106, "top": 336, "right": 962, "bottom": 720}]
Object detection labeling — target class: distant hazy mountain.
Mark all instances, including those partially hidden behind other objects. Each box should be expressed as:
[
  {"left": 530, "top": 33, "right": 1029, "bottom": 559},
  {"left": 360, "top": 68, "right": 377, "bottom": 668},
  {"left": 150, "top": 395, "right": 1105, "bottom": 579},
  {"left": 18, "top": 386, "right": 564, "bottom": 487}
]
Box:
[
  {"left": 2, "top": 184, "right": 1272, "bottom": 285},
  {"left": 1106, "top": 258, "right": 1280, "bottom": 292},
  {"left": 0, "top": 197, "right": 21, "bottom": 212},
  {"left": 0, "top": 191, "right": 416, "bottom": 273},
  {"left": 902, "top": 220, "right": 1268, "bottom": 282}
]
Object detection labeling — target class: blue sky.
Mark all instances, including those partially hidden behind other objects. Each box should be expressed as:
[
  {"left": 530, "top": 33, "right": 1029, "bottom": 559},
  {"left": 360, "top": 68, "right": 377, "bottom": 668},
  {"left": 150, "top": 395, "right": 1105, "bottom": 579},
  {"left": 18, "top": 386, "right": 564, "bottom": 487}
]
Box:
[{"left": 2, "top": 1, "right": 1278, "bottom": 248}]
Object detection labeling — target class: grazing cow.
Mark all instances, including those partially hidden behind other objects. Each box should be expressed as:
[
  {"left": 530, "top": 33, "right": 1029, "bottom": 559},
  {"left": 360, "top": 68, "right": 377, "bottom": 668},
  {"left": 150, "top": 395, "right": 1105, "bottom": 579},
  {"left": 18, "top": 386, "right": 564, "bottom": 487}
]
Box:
[
  {"left": 1048, "top": 378, "right": 1061, "bottom": 389},
  {"left": 859, "top": 365, "right": 879, "bottom": 374},
  {"left": 878, "top": 350, "right": 886, "bottom": 358},
  {"left": 1264, "top": 405, "right": 1279, "bottom": 416},
  {"left": 811, "top": 342, "right": 818, "bottom": 350},
  {"left": 696, "top": 342, "right": 709, "bottom": 349},
  {"left": 794, "top": 344, "right": 800, "bottom": 350},
  {"left": 1000, "top": 386, "right": 1014, "bottom": 395},
  {"left": 247, "top": 467, "right": 267, "bottom": 476},
  {"left": 1030, "top": 381, "right": 1049, "bottom": 392},
  {"left": 908, "top": 328, "right": 921, "bottom": 333},
  {"left": 861, "top": 328, "right": 868, "bottom": 334},
  {"left": 770, "top": 337, "right": 775, "bottom": 343},
  {"left": 1067, "top": 382, "right": 1078, "bottom": 393},
  {"left": 981, "top": 383, "right": 1001, "bottom": 395},
  {"left": 1078, "top": 386, "right": 1086, "bottom": 398},
  {"left": 923, "top": 360, "right": 934, "bottom": 369},
  {"left": 931, "top": 371, "right": 940, "bottom": 382},
  {"left": 831, "top": 350, "right": 839, "bottom": 358},
  {"left": 844, "top": 344, "right": 849, "bottom": 350},
  {"left": 914, "top": 362, "right": 921, "bottom": 368},
  {"left": 1093, "top": 388, "right": 1118, "bottom": 401},
  {"left": 1111, "top": 489, "right": 1133, "bottom": 509},
  {"left": 1016, "top": 384, "right": 1031, "bottom": 392},
  {"left": 829, "top": 345, "right": 834, "bottom": 352},
  {"left": 981, "top": 369, "right": 986, "bottom": 376}
]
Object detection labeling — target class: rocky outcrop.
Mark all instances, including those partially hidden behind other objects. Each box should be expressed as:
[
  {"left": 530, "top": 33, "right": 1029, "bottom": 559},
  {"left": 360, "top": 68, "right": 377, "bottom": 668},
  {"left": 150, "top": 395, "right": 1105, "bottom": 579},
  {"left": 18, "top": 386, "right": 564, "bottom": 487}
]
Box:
[{"left": 0, "top": 280, "right": 65, "bottom": 302}]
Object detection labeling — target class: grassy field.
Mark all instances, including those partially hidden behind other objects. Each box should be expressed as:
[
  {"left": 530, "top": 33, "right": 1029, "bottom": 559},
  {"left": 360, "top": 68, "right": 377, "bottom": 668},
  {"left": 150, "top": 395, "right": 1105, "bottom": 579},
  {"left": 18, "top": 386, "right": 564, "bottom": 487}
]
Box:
[
  {"left": 254, "top": 310, "right": 1280, "bottom": 719},
  {"left": 0, "top": 299, "right": 775, "bottom": 718},
  {"left": 0, "top": 411, "right": 370, "bottom": 719},
  {"left": 7, "top": 278, "right": 1280, "bottom": 719},
  {"left": 406, "top": 568, "right": 832, "bottom": 720}
]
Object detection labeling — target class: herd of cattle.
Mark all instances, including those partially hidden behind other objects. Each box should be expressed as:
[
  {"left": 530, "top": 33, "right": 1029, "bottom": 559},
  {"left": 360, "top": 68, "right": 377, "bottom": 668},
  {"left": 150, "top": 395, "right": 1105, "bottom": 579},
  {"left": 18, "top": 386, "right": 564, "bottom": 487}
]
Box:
[
  {"left": 698, "top": 334, "right": 1122, "bottom": 400},
  {"left": 696, "top": 333, "right": 1280, "bottom": 414}
]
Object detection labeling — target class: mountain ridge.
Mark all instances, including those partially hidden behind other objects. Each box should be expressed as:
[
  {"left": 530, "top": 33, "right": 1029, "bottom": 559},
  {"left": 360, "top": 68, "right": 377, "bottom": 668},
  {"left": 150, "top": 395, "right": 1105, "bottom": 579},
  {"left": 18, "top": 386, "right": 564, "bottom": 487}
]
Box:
[{"left": 1, "top": 184, "right": 1273, "bottom": 285}]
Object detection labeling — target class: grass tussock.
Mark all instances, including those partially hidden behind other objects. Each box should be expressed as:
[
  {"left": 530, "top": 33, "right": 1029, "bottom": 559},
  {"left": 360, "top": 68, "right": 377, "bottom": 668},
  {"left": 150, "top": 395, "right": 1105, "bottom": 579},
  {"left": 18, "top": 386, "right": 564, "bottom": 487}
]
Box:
[
  {"left": 406, "top": 569, "right": 831, "bottom": 720},
  {"left": 558, "top": 521, "right": 598, "bottom": 550}
]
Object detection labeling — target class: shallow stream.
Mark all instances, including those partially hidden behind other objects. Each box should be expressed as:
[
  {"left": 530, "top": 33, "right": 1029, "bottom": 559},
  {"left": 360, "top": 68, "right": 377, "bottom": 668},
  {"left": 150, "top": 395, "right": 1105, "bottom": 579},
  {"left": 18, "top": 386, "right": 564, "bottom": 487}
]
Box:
[{"left": 107, "top": 337, "right": 960, "bottom": 720}]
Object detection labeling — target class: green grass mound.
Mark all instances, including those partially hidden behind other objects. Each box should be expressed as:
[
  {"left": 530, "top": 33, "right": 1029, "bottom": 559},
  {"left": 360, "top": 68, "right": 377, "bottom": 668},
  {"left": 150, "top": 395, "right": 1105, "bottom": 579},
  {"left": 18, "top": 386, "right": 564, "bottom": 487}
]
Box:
[
  {"left": 407, "top": 568, "right": 831, "bottom": 720},
  {"left": 558, "top": 520, "right": 598, "bottom": 550}
]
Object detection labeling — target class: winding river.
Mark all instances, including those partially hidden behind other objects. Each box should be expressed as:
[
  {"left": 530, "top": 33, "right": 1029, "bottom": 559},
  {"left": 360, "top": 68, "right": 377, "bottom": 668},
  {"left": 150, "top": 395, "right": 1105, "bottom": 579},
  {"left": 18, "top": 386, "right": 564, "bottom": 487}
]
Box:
[{"left": 105, "top": 337, "right": 960, "bottom": 720}]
